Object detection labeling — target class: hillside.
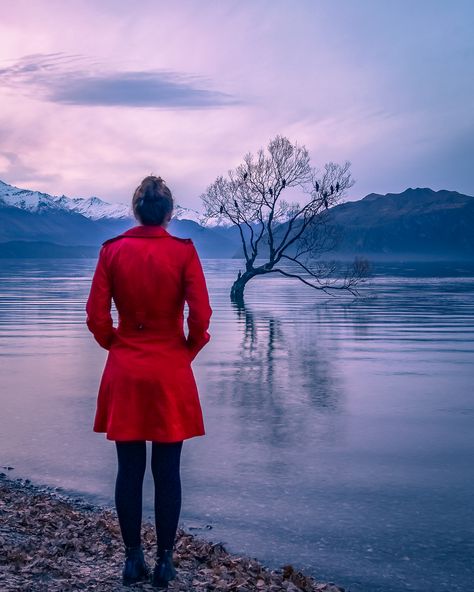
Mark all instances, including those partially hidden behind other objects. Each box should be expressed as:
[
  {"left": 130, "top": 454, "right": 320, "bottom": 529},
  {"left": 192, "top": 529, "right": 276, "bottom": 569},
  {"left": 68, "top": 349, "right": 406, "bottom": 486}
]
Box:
[{"left": 325, "top": 188, "right": 474, "bottom": 259}]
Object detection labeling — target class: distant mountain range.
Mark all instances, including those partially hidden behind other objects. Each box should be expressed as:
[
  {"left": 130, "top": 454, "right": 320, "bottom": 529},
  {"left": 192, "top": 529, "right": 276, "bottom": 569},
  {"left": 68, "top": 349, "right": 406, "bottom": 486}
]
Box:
[
  {"left": 325, "top": 187, "right": 474, "bottom": 257},
  {"left": 0, "top": 179, "right": 472, "bottom": 260},
  {"left": 0, "top": 179, "right": 238, "bottom": 257}
]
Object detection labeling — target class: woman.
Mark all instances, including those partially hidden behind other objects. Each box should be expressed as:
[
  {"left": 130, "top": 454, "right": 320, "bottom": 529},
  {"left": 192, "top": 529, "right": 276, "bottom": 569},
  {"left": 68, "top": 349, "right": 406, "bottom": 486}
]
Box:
[{"left": 85, "top": 175, "right": 212, "bottom": 588}]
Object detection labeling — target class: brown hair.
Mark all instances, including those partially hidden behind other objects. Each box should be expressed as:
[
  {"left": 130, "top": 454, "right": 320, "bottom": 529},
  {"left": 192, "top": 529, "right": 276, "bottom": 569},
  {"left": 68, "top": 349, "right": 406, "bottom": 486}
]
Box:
[{"left": 132, "top": 175, "right": 174, "bottom": 225}]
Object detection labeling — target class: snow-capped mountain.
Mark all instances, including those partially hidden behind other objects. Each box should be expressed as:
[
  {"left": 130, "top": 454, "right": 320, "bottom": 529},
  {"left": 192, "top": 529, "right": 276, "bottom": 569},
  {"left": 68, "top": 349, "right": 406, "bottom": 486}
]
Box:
[
  {"left": 0, "top": 179, "right": 205, "bottom": 222},
  {"left": 0, "top": 178, "right": 239, "bottom": 256},
  {"left": 172, "top": 204, "right": 204, "bottom": 224},
  {"left": 55, "top": 195, "right": 132, "bottom": 220},
  {"left": 0, "top": 179, "right": 132, "bottom": 220}
]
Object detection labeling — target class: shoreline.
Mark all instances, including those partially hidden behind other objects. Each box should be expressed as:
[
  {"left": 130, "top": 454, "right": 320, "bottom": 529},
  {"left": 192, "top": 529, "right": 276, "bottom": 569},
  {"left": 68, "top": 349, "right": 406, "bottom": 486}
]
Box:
[{"left": 0, "top": 473, "right": 346, "bottom": 592}]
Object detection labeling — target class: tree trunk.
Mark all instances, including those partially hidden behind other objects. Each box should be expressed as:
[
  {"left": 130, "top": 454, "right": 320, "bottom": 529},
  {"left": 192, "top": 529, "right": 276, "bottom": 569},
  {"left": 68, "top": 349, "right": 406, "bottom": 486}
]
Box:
[{"left": 230, "top": 271, "right": 255, "bottom": 304}]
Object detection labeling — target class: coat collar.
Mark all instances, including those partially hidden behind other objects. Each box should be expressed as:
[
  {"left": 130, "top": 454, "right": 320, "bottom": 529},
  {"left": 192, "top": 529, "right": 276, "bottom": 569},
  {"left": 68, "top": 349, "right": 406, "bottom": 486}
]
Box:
[
  {"left": 102, "top": 224, "right": 171, "bottom": 246},
  {"left": 120, "top": 224, "right": 171, "bottom": 238}
]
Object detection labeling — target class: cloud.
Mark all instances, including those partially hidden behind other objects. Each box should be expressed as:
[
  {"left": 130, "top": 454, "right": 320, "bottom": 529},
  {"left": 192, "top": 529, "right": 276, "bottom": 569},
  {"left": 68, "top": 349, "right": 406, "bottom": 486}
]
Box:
[
  {"left": 0, "top": 53, "right": 240, "bottom": 109},
  {"left": 0, "top": 151, "right": 62, "bottom": 185},
  {"left": 1, "top": 3, "right": 473, "bottom": 201}
]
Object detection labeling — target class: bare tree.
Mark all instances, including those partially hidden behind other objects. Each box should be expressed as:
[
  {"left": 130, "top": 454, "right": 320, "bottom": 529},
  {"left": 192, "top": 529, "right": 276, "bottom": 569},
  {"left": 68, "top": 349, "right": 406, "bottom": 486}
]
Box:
[{"left": 200, "top": 135, "right": 371, "bottom": 303}]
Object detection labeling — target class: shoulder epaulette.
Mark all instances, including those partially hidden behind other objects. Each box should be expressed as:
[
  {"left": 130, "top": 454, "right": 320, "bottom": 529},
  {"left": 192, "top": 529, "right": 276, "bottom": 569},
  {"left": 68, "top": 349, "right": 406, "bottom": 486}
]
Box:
[{"left": 102, "top": 234, "right": 126, "bottom": 246}]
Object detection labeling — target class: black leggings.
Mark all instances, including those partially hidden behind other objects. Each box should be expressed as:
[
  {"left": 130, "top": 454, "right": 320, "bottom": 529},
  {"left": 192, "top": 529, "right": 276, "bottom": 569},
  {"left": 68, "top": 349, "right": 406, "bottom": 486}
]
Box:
[{"left": 114, "top": 440, "right": 183, "bottom": 553}]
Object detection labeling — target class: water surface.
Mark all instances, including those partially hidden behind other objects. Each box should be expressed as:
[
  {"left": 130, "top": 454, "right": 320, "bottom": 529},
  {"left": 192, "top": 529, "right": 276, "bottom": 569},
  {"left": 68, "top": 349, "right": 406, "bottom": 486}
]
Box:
[{"left": 0, "top": 258, "right": 473, "bottom": 592}]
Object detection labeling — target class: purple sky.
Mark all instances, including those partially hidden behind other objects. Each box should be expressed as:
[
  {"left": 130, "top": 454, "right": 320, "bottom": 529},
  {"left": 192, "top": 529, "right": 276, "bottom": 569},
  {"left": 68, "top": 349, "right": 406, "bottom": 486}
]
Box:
[{"left": 0, "top": 0, "right": 473, "bottom": 209}]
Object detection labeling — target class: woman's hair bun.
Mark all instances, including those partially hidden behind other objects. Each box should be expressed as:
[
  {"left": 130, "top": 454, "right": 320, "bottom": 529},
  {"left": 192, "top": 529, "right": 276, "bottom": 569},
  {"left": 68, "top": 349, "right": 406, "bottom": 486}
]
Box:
[{"left": 132, "top": 175, "right": 174, "bottom": 225}]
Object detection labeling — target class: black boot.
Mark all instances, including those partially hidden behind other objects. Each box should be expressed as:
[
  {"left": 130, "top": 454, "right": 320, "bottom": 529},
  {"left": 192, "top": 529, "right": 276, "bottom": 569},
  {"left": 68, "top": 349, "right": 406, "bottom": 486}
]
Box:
[
  {"left": 122, "top": 544, "right": 150, "bottom": 586},
  {"left": 152, "top": 549, "right": 177, "bottom": 588}
]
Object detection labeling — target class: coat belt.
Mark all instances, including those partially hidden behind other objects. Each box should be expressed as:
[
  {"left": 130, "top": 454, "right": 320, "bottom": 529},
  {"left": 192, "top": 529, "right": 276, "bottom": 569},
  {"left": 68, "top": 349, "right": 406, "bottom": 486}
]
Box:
[{"left": 117, "top": 317, "right": 183, "bottom": 332}]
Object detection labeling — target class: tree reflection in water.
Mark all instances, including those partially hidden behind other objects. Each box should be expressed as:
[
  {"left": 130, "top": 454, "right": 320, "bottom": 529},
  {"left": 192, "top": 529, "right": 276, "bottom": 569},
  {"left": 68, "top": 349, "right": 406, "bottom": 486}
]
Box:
[{"left": 205, "top": 300, "right": 346, "bottom": 447}]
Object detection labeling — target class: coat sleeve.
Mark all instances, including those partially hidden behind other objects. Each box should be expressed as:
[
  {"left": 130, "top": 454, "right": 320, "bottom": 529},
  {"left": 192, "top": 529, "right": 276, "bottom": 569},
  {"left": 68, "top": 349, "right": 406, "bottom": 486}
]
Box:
[
  {"left": 85, "top": 246, "right": 116, "bottom": 350},
  {"left": 183, "top": 242, "right": 212, "bottom": 361}
]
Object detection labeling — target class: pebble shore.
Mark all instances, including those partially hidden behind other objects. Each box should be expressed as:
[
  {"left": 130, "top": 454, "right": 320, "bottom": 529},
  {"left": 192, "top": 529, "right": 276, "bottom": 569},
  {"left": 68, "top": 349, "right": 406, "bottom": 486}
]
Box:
[{"left": 0, "top": 473, "right": 346, "bottom": 592}]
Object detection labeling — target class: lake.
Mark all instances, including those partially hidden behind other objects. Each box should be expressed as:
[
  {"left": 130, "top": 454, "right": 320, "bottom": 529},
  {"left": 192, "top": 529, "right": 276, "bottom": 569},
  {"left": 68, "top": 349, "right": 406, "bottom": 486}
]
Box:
[{"left": 0, "top": 258, "right": 473, "bottom": 592}]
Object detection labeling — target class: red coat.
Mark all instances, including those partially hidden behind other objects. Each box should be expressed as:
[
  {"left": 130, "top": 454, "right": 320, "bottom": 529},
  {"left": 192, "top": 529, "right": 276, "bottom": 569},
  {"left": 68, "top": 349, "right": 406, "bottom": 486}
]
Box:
[{"left": 85, "top": 224, "right": 212, "bottom": 442}]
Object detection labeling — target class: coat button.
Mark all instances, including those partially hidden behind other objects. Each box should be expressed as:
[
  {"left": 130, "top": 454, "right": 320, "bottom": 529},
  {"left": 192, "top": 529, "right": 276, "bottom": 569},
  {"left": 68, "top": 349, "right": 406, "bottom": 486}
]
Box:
[{"left": 137, "top": 323, "right": 144, "bottom": 330}]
